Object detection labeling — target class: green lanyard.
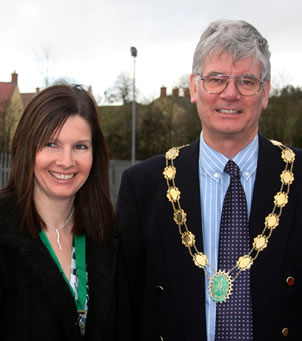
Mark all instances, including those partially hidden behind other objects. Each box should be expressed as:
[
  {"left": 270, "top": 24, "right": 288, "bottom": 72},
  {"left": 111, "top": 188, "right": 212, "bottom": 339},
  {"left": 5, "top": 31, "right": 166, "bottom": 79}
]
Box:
[{"left": 39, "top": 230, "right": 87, "bottom": 312}]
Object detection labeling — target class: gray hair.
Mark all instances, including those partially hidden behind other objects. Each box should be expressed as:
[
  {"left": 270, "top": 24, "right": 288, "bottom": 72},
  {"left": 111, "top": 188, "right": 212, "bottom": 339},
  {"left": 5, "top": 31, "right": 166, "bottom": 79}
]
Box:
[{"left": 192, "top": 20, "right": 271, "bottom": 81}]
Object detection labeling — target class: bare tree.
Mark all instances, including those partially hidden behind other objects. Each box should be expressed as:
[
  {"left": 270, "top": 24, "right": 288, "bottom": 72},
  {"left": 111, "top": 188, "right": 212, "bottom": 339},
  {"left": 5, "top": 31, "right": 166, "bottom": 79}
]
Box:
[
  {"left": 271, "top": 71, "right": 294, "bottom": 95},
  {"left": 34, "top": 44, "right": 56, "bottom": 88},
  {"left": 104, "top": 72, "right": 137, "bottom": 105},
  {"left": 173, "top": 74, "right": 190, "bottom": 96}
]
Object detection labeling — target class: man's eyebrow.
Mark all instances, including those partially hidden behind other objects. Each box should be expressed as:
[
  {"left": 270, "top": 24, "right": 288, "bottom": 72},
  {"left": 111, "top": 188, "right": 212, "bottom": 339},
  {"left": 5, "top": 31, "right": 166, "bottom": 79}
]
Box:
[
  {"left": 239, "top": 73, "right": 258, "bottom": 79},
  {"left": 205, "top": 71, "right": 222, "bottom": 76},
  {"left": 205, "top": 72, "right": 258, "bottom": 78}
]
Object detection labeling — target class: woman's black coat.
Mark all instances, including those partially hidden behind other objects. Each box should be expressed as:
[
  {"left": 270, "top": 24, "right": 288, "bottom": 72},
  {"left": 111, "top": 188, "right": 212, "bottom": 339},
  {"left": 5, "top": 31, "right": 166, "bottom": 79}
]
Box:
[{"left": 0, "top": 195, "right": 122, "bottom": 341}]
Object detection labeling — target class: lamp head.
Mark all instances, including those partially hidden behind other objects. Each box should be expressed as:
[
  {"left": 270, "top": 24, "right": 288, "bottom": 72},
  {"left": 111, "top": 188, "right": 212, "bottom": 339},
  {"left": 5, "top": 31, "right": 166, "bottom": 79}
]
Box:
[{"left": 130, "top": 46, "right": 137, "bottom": 57}]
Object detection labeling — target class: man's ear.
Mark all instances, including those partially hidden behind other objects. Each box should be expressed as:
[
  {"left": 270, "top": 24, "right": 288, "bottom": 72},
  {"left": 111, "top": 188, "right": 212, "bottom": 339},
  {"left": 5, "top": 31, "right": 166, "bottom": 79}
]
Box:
[
  {"left": 190, "top": 74, "right": 198, "bottom": 103},
  {"left": 262, "top": 79, "right": 271, "bottom": 110}
]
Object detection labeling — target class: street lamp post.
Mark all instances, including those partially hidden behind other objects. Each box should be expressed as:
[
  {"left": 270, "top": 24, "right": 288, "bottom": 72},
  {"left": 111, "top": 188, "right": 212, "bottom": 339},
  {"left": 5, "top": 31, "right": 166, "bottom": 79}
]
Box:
[{"left": 130, "top": 46, "right": 137, "bottom": 165}]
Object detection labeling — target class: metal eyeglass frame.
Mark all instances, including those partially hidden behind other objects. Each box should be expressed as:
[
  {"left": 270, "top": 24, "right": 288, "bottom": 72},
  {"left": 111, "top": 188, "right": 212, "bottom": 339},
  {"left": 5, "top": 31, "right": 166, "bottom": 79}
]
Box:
[{"left": 197, "top": 73, "right": 264, "bottom": 96}]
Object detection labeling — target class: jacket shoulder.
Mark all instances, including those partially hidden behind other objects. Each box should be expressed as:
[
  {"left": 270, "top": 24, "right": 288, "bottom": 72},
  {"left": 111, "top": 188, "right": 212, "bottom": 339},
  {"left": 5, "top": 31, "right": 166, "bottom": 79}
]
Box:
[{"left": 125, "top": 139, "right": 200, "bottom": 180}]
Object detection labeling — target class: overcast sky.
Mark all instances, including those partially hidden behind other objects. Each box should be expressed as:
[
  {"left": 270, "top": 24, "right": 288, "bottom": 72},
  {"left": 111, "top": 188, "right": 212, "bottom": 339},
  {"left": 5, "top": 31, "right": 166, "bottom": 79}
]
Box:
[{"left": 1, "top": 0, "right": 302, "bottom": 102}]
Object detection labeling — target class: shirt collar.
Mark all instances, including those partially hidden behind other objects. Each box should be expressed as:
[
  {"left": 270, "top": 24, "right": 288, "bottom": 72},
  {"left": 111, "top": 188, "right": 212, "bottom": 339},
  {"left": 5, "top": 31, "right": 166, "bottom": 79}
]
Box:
[{"left": 199, "top": 132, "right": 259, "bottom": 183}]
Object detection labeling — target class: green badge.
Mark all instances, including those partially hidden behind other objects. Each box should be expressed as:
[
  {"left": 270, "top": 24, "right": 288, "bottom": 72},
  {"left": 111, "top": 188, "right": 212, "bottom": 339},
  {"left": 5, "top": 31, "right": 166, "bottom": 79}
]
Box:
[{"left": 209, "top": 271, "right": 233, "bottom": 303}]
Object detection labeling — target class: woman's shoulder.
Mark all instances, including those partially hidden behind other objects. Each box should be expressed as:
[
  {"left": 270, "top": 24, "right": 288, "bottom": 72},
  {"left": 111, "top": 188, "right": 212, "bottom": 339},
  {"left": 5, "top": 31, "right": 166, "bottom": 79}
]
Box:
[
  {"left": 0, "top": 193, "right": 14, "bottom": 222},
  {"left": 0, "top": 193, "right": 22, "bottom": 246}
]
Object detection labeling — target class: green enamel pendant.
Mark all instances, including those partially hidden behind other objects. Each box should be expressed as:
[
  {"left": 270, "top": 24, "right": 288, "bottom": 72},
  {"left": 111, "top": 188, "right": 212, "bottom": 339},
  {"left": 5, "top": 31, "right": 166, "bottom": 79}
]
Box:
[{"left": 209, "top": 271, "right": 233, "bottom": 303}]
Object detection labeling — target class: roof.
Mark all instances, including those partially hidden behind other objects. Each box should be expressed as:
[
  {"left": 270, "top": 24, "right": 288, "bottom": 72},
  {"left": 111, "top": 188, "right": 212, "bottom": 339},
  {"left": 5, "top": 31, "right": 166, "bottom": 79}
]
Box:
[
  {"left": 21, "top": 92, "right": 36, "bottom": 109},
  {"left": 0, "top": 82, "right": 16, "bottom": 112},
  {"left": 152, "top": 94, "right": 193, "bottom": 110}
]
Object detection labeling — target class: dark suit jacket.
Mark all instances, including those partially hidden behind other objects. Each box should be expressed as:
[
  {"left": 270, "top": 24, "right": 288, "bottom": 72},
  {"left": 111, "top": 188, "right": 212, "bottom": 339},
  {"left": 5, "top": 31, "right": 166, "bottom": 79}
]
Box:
[{"left": 116, "top": 134, "right": 302, "bottom": 341}]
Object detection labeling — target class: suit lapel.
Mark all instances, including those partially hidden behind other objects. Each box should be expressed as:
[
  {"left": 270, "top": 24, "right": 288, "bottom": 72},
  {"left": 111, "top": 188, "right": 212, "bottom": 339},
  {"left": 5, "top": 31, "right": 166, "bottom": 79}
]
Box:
[
  {"left": 159, "top": 139, "right": 207, "bottom": 340},
  {"left": 250, "top": 135, "right": 297, "bottom": 335}
]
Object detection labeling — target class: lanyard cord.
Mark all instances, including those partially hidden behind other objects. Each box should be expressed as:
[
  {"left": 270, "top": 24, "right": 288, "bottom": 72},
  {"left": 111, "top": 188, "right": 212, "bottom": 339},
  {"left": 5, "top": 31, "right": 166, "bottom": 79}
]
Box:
[{"left": 39, "top": 230, "right": 87, "bottom": 312}]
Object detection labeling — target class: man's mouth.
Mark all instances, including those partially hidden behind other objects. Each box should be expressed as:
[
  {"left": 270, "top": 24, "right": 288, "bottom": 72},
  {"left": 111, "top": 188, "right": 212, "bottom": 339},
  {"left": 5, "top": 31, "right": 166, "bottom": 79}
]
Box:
[{"left": 217, "top": 109, "right": 242, "bottom": 114}]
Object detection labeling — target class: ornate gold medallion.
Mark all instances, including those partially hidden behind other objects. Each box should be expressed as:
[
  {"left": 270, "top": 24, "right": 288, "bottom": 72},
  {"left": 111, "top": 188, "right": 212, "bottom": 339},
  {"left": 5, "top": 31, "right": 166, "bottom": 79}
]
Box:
[
  {"left": 282, "top": 148, "right": 295, "bottom": 163},
  {"left": 237, "top": 255, "right": 253, "bottom": 269},
  {"left": 274, "top": 192, "right": 288, "bottom": 207},
  {"left": 163, "top": 166, "right": 176, "bottom": 180},
  {"left": 167, "top": 187, "right": 180, "bottom": 202},
  {"left": 253, "top": 235, "right": 268, "bottom": 251},
  {"left": 166, "top": 147, "right": 179, "bottom": 160},
  {"left": 174, "top": 209, "right": 186, "bottom": 225},
  {"left": 265, "top": 213, "right": 279, "bottom": 230},
  {"left": 209, "top": 271, "right": 233, "bottom": 303},
  {"left": 181, "top": 231, "right": 195, "bottom": 247},
  {"left": 280, "top": 170, "right": 294, "bottom": 185},
  {"left": 193, "top": 252, "right": 208, "bottom": 268}
]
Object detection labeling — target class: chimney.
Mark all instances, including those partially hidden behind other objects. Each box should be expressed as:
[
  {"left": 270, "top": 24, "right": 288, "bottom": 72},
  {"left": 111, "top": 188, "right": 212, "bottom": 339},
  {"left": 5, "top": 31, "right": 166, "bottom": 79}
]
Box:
[
  {"left": 172, "top": 87, "right": 179, "bottom": 97},
  {"left": 11, "top": 71, "right": 18, "bottom": 84},
  {"left": 160, "top": 86, "right": 167, "bottom": 97},
  {"left": 184, "top": 87, "right": 190, "bottom": 98},
  {"left": 36, "top": 87, "right": 40, "bottom": 93}
]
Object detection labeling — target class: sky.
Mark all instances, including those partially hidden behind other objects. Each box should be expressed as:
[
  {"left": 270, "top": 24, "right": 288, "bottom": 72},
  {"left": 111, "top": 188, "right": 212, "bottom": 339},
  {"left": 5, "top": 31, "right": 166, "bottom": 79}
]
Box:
[{"left": 1, "top": 0, "right": 302, "bottom": 103}]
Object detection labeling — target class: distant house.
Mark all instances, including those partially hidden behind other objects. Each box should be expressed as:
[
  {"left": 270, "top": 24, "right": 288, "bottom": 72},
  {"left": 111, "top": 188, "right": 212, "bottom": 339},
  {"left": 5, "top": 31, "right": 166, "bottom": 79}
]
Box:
[
  {"left": 21, "top": 90, "right": 39, "bottom": 109},
  {"left": 0, "top": 71, "right": 39, "bottom": 151},
  {"left": 99, "top": 86, "right": 200, "bottom": 160},
  {"left": 0, "top": 72, "right": 24, "bottom": 151}
]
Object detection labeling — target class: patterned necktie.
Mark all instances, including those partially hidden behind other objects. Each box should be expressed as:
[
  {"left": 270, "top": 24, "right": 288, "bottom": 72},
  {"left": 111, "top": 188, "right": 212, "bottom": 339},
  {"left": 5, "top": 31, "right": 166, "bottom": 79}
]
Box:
[{"left": 215, "top": 160, "right": 253, "bottom": 340}]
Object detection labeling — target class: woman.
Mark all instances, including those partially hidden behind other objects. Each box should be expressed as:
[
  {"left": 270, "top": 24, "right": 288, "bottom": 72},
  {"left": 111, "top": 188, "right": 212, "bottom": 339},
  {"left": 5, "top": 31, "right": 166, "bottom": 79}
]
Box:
[{"left": 0, "top": 84, "right": 118, "bottom": 340}]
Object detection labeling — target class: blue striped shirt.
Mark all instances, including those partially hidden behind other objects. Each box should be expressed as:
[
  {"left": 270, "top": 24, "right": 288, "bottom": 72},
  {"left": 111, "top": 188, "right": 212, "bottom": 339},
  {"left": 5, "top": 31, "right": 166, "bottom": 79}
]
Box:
[{"left": 198, "top": 132, "right": 258, "bottom": 341}]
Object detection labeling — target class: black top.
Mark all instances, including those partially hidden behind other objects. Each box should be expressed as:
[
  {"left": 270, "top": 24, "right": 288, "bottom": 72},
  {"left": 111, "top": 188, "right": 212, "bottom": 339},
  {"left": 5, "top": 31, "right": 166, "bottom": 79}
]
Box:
[{"left": 0, "top": 194, "right": 124, "bottom": 340}]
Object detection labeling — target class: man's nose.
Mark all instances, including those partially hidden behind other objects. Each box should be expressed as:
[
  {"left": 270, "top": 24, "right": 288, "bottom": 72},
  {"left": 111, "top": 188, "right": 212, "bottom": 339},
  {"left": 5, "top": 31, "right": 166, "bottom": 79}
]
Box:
[{"left": 220, "top": 79, "right": 241, "bottom": 99}]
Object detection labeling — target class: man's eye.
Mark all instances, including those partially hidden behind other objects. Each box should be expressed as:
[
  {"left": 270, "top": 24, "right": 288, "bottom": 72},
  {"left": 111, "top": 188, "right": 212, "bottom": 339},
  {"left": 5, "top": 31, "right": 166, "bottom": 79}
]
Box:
[
  {"left": 240, "top": 78, "right": 256, "bottom": 87},
  {"left": 207, "top": 77, "right": 225, "bottom": 84}
]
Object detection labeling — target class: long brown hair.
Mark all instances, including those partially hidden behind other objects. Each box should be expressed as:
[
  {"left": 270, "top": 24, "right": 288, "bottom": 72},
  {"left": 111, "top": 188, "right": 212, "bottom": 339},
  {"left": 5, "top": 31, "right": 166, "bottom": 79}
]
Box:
[{"left": 2, "top": 84, "right": 114, "bottom": 244}]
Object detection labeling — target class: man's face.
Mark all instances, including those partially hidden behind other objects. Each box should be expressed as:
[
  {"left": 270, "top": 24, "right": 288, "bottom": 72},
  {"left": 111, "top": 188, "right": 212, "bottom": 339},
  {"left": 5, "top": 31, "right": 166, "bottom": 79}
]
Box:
[{"left": 190, "top": 52, "right": 270, "bottom": 148}]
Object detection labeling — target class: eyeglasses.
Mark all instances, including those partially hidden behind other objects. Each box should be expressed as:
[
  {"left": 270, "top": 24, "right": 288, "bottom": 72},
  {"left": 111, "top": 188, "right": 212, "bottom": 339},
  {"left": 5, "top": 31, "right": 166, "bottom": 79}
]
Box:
[{"left": 198, "top": 73, "right": 264, "bottom": 96}]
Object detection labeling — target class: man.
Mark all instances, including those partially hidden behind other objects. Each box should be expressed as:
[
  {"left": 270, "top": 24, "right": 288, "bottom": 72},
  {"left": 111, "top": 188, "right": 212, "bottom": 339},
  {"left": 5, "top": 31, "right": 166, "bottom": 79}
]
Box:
[{"left": 116, "top": 20, "right": 302, "bottom": 340}]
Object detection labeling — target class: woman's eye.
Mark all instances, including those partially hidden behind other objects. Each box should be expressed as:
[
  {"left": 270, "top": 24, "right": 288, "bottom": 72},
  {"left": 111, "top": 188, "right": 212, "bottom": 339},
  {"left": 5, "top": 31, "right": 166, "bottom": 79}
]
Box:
[
  {"left": 46, "top": 142, "right": 57, "bottom": 148},
  {"left": 75, "top": 144, "right": 88, "bottom": 150}
]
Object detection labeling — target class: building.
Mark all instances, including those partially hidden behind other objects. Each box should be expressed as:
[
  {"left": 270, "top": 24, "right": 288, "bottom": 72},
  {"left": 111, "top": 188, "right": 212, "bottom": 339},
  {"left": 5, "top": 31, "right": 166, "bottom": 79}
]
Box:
[
  {"left": 0, "top": 71, "right": 39, "bottom": 151},
  {"left": 99, "top": 86, "right": 200, "bottom": 160},
  {"left": 0, "top": 72, "right": 24, "bottom": 151}
]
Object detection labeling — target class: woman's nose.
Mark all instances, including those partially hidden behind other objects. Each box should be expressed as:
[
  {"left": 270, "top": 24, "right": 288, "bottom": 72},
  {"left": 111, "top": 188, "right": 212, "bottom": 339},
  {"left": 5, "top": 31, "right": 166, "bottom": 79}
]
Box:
[{"left": 56, "top": 148, "right": 75, "bottom": 168}]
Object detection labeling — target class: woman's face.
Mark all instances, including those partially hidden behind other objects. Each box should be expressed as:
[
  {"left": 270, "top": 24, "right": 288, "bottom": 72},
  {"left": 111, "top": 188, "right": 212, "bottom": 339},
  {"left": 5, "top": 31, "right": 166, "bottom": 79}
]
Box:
[{"left": 33, "top": 115, "right": 93, "bottom": 203}]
